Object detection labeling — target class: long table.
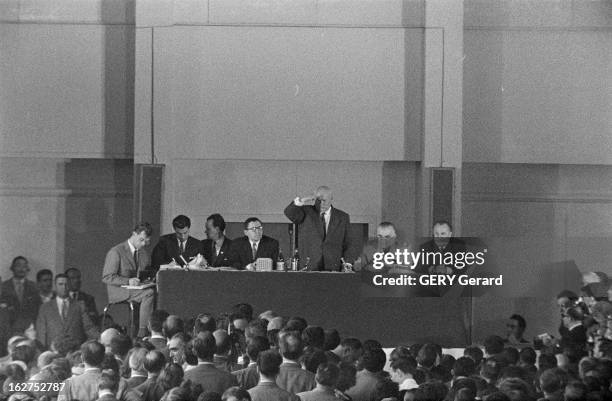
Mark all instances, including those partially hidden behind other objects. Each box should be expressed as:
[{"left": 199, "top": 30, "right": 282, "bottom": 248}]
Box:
[{"left": 157, "top": 270, "right": 473, "bottom": 347}]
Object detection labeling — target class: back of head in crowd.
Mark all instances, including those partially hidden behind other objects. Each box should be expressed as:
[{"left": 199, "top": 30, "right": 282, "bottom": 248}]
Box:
[
  {"left": 257, "top": 350, "right": 282, "bottom": 378},
  {"left": 193, "top": 332, "right": 216, "bottom": 361},
  {"left": 279, "top": 330, "right": 304, "bottom": 361},
  {"left": 163, "top": 315, "right": 185, "bottom": 339},
  {"left": 315, "top": 362, "right": 340, "bottom": 387},
  {"left": 221, "top": 386, "right": 251, "bottom": 401},
  {"left": 81, "top": 341, "right": 106, "bottom": 367}
]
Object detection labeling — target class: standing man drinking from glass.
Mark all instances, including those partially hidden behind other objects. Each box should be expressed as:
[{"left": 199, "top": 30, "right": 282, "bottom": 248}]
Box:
[{"left": 284, "top": 186, "right": 354, "bottom": 271}]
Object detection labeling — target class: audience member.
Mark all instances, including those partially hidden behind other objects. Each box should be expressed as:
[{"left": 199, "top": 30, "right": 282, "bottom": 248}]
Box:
[
  {"left": 36, "top": 269, "right": 54, "bottom": 304},
  {"left": 248, "top": 350, "right": 299, "bottom": 401},
  {"left": 232, "top": 336, "right": 269, "bottom": 390},
  {"left": 184, "top": 332, "right": 237, "bottom": 394},
  {"left": 276, "top": 331, "right": 315, "bottom": 394},
  {"left": 65, "top": 268, "right": 100, "bottom": 326}
]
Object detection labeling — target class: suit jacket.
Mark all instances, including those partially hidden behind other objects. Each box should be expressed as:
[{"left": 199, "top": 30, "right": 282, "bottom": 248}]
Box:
[
  {"left": 151, "top": 234, "right": 203, "bottom": 270},
  {"left": 249, "top": 382, "right": 300, "bottom": 401},
  {"left": 126, "top": 374, "right": 147, "bottom": 390},
  {"left": 415, "top": 237, "right": 467, "bottom": 274},
  {"left": 58, "top": 368, "right": 128, "bottom": 401},
  {"left": 284, "top": 203, "right": 353, "bottom": 271},
  {"left": 297, "top": 387, "right": 339, "bottom": 401},
  {"left": 232, "top": 363, "right": 259, "bottom": 390},
  {"left": 145, "top": 336, "right": 167, "bottom": 351},
  {"left": 228, "top": 236, "right": 279, "bottom": 270},
  {"left": 70, "top": 290, "right": 99, "bottom": 326},
  {"left": 102, "top": 241, "right": 151, "bottom": 303},
  {"left": 0, "top": 278, "right": 41, "bottom": 333},
  {"left": 183, "top": 363, "right": 238, "bottom": 394},
  {"left": 95, "top": 394, "right": 119, "bottom": 401},
  {"left": 36, "top": 297, "right": 98, "bottom": 349},
  {"left": 201, "top": 237, "right": 233, "bottom": 267},
  {"left": 276, "top": 362, "right": 316, "bottom": 394},
  {"left": 345, "top": 370, "right": 384, "bottom": 401}
]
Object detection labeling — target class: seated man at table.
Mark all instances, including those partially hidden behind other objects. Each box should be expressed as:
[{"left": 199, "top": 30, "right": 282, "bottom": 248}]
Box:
[
  {"left": 415, "top": 220, "right": 466, "bottom": 275},
  {"left": 201, "top": 213, "right": 233, "bottom": 267},
  {"left": 102, "top": 222, "right": 155, "bottom": 338},
  {"left": 227, "top": 217, "right": 279, "bottom": 271},
  {"left": 152, "top": 214, "right": 203, "bottom": 271},
  {"left": 353, "top": 222, "right": 412, "bottom": 272}
]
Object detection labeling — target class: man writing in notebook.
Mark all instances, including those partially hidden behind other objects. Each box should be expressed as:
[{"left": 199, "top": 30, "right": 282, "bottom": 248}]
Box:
[{"left": 102, "top": 222, "right": 154, "bottom": 338}]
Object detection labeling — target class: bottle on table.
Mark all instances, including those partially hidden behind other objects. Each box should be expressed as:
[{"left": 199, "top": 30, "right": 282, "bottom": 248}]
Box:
[
  {"left": 276, "top": 250, "right": 285, "bottom": 271},
  {"left": 291, "top": 249, "right": 299, "bottom": 271}
]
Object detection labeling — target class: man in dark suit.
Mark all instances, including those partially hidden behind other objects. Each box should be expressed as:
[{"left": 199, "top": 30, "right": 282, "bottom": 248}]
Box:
[
  {"left": 276, "top": 331, "right": 316, "bottom": 394},
  {"left": 125, "top": 348, "right": 148, "bottom": 389},
  {"left": 102, "top": 222, "right": 155, "bottom": 338},
  {"left": 232, "top": 335, "right": 270, "bottom": 390},
  {"left": 128, "top": 350, "right": 166, "bottom": 401},
  {"left": 415, "top": 220, "right": 466, "bottom": 275},
  {"left": 201, "top": 213, "right": 233, "bottom": 267},
  {"left": 58, "top": 340, "right": 128, "bottom": 401},
  {"left": 183, "top": 332, "right": 238, "bottom": 394},
  {"left": 36, "top": 269, "right": 55, "bottom": 304},
  {"left": 144, "top": 309, "right": 169, "bottom": 350},
  {"left": 228, "top": 217, "right": 279, "bottom": 270},
  {"left": 151, "top": 215, "right": 203, "bottom": 271},
  {"left": 36, "top": 273, "right": 98, "bottom": 349},
  {"left": 248, "top": 350, "right": 299, "bottom": 401},
  {"left": 0, "top": 256, "right": 41, "bottom": 334},
  {"left": 284, "top": 186, "right": 354, "bottom": 271},
  {"left": 65, "top": 267, "right": 99, "bottom": 326}
]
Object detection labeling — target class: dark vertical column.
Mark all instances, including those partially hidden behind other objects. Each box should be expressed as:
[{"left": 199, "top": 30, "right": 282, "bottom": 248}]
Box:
[{"left": 133, "top": 164, "right": 164, "bottom": 245}]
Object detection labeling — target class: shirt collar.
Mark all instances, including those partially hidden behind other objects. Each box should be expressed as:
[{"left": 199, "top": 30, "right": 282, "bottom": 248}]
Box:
[
  {"left": 13, "top": 278, "right": 25, "bottom": 285},
  {"left": 399, "top": 378, "right": 419, "bottom": 391},
  {"left": 321, "top": 206, "right": 332, "bottom": 217},
  {"left": 127, "top": 240, "right": 136, "bottom": 254},
  {"left": 98, "top": 390, "right": 115, "bottom": 398},
  {"left": 150, "top": 334, "right": 165, "bottom": 340},
  {"left": 569, "top": 322, "right": 583, "bottom": 330},
  {"left": 198, "top": 361, "right": 215, "bottom": 365},
  {"left": 56, "top": 295, "right": 69, "bottom": 309}
]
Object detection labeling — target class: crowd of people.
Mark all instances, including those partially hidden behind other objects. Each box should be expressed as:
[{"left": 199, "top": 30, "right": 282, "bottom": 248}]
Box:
[{"left": 0, "top": 270, "right": 612, "bottom": 401}]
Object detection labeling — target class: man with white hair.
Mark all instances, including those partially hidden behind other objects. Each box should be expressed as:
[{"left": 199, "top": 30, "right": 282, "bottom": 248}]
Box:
[
  {"left": 99, "top": 328, "right": 120, "bottom": 353},
  {"left": 284, "top": 186, "right": 354, "bottom": 271}
]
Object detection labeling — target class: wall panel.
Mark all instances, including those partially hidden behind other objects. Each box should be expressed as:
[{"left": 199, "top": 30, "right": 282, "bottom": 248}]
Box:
[
  {"left": 0, "top": 24, "right": 134, "bottom": 158},
  {"left": 152, "top": 26, "right": 420, "bottom": 162},
  {"left": 463, "top": 30, "right": 612, "bottom": 164}
]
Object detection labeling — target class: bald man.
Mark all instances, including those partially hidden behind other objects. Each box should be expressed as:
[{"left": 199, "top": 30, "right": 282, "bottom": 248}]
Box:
[
  {"left": 284, "top": 186, "right": 353, "bottom": 271},
  {"left": 354, "top": 222, "right": 412, "bottom": 272}
]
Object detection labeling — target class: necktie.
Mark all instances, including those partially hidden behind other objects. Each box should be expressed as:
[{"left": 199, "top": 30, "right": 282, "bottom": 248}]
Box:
[
  {"left": 62, "top": 298, "right": 69, "bottom": 321},
  {"left": 252, "top": 242, "right": 258, "bottom": 261},
  {"left": 15, "top": 281, "right": 23, "bottom": 303},
  {"left": 133, "top": 249, "right": 139, "bottom": 268},
  {"left": 179, "top": 240, "right": 185, "bottom": 254},
  {"left": 321, "top": 213, "right": 326, "bottom": 240}
]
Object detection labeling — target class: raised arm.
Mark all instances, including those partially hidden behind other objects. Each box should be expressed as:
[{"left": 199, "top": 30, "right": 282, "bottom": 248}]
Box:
[{"left": 284, "top": 196, "right": 313, "bottom": 224}]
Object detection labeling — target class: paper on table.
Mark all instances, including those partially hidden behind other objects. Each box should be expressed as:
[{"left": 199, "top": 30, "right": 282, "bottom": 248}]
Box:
[{"left": 121, "top": 283, "right": 156, "bottom": 290}]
